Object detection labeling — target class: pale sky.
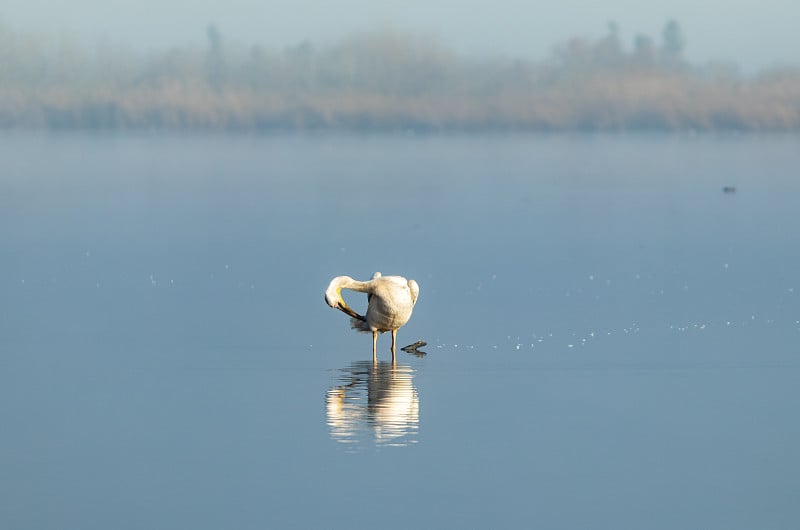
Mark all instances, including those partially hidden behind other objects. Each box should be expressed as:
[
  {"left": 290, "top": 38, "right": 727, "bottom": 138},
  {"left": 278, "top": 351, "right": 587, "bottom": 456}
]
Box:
[{"left": 2, "top": 0, "right": 797, "bottom": 71}]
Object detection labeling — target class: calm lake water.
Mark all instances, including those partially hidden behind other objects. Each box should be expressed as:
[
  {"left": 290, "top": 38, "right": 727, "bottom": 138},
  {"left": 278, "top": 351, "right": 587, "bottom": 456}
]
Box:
[{"left": 1, "top": 132, "right": 799, "bottom": 529}]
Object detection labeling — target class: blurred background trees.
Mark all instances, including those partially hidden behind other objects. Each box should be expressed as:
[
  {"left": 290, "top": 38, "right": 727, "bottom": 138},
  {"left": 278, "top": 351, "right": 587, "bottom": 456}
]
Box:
[{"left": 0, "top": 19, "right": 798, "bottom": 130}]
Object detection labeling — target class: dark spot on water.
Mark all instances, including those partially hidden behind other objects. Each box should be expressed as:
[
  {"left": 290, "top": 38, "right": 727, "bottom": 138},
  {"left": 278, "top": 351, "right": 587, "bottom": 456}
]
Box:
[{"left": 402, "top": 340, "right": 427, "bottom": 357}]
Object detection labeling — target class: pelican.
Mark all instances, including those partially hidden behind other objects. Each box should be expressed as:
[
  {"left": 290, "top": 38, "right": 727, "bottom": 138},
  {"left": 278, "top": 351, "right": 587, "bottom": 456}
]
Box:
[{"left": 325, "top": 272, "right": 419, "bottom": 361}]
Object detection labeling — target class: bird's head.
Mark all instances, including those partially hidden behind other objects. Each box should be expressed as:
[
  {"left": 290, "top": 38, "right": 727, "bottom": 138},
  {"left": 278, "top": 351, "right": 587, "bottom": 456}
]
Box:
[
  {"left": 324, "top": 276, "right": 351, "bottom": 309},
  {"left": 324, "top": 290, "right": 340, "bottom": 309},
  {"left": 324, "top": 276, "right": 363, "bottom": 319}
]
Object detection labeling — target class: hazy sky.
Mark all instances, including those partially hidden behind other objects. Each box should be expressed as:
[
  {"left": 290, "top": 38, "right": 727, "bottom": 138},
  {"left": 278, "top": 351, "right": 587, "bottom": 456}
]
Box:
[{"left": 2, "top": 0, "right": 797, "bottom": 71}]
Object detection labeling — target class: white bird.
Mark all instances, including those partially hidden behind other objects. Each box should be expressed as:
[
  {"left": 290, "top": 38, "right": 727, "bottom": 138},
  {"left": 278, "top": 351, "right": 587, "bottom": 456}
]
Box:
[{"left": 325, "top": 272, "right": 420, "bottom": 361}]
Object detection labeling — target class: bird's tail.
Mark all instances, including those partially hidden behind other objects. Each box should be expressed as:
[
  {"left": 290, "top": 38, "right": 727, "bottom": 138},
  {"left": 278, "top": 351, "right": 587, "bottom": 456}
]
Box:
[{"left": 350, "top": 317, "right": 371, "bottom": 333}]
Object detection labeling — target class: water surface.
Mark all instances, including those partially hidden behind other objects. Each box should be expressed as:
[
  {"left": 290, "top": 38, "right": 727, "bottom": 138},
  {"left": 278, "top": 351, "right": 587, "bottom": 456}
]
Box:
[{"left": 1, "top": 132, "right": 798, "bottom": 529}]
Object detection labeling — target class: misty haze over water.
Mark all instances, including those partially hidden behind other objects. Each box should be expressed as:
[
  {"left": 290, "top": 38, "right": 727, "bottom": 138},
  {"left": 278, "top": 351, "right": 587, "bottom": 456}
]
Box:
[
  {"left": 1, "top": 18, "right": 799, "bottom": 131},
  {"left": 3, "top": 0, "right": 799, "bottom": 72}
]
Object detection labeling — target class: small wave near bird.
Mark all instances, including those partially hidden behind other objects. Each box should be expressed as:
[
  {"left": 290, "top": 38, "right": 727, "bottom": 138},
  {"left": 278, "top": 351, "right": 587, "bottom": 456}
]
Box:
[{"left": 325, "top": 272, "right": 419, "bottom": 362}]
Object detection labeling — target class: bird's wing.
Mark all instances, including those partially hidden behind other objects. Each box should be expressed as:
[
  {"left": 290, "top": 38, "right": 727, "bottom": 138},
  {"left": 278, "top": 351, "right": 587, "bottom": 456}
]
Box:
[{"left": 407, "top": 279, "right": 419, "bottom": 304}]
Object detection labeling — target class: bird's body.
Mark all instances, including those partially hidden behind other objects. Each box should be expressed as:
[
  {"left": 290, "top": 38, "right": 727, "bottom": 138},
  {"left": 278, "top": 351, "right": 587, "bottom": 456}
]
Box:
[{"left": 325, "top": 272, "right": 419, "bottom": 361}]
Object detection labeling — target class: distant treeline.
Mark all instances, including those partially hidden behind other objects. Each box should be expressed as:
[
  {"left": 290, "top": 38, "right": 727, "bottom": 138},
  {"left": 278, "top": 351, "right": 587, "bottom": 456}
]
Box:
[{"left": 1, "top": 20, "right": 799, "bottom": 131}]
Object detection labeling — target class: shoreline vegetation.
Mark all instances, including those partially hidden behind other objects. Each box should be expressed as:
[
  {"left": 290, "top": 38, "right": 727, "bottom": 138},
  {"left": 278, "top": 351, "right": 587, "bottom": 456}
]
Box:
[{"left": 1, "top": 20, "right": 799, "bottom": 132}]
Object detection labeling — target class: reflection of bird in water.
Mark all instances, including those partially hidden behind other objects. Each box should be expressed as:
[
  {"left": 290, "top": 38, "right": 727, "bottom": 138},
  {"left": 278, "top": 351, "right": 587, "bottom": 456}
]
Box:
[
  {"left": 326, "top": 361, "right": 419, "bottom": 447},
  {"left": 325, "top": 272, "right": 419, "bottom": 361}
]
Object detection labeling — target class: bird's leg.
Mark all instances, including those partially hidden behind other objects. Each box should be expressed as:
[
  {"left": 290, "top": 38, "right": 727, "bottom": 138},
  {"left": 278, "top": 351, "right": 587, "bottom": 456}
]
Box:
[
  {"left": 372, "top": 331, "right": 378, "bottom": 364},
  {"left": 391, "top": 329, "right": 397, "bottom": 363}
]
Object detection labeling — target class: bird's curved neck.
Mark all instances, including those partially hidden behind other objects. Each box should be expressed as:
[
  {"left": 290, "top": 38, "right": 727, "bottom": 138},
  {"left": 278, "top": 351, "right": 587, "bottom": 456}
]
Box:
[{"left": 334, "top": 276, "right": 372, "bottom": 293}]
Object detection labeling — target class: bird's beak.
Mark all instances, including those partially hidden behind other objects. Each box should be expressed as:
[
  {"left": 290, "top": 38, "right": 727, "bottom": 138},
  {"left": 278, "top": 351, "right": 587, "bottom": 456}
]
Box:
[
  {"left": 337, "top": 302, "right": 362, "bottom": 319},
  {"left": 327, "top": 288, "right": 366, "bottom": 321},
  {"left": 334, "top": 290, "right": 365, "bottom": 320}
]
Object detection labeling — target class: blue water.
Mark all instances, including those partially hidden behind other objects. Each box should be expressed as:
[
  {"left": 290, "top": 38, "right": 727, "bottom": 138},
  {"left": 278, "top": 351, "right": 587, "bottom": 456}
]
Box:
[{"left": 1, "top": 132, "right": 798, "bottom": 529}]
